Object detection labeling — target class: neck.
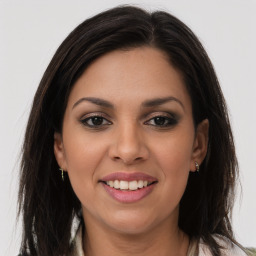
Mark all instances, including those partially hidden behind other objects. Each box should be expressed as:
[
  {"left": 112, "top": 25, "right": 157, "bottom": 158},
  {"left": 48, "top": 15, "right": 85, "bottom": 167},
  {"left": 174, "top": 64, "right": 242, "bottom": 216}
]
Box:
[{"left": 82, "top": 213, "right": 189, "bottom": 256}]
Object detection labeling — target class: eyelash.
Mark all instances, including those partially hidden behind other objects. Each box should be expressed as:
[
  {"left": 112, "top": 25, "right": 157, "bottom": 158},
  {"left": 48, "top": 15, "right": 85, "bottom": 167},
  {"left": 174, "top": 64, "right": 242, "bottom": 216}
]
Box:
[
  {"left": 80, "top": 114, "right": 112, "bottom": 128},
  {"left": 80, "top": 113, "right": 177, "bottom": 128},
  {"left": 144, "top": 115, "right": 177, "bottom": 127}
]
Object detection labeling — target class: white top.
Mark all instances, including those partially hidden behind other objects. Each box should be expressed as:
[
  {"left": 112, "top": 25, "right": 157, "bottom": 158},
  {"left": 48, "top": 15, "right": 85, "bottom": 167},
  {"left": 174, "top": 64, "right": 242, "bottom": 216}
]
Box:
[
  {"left": 188, "top": 236, "right": 247, "bottom": 256},
  {"left": 72, "top": 226, "right": 247, "bottom": 256}
]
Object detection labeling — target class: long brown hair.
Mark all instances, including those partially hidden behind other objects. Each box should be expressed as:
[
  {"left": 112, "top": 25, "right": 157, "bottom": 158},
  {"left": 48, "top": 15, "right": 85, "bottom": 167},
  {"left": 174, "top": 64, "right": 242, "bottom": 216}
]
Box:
[{"left": 18, "top": 6, "right": 242, "bottom": 255}]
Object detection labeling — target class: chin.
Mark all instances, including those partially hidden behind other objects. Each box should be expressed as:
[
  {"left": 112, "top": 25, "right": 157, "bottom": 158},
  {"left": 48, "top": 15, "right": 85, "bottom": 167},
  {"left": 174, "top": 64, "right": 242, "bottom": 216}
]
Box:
[{"left": 103, "top": 209, "right": 161, "bottom": 235}]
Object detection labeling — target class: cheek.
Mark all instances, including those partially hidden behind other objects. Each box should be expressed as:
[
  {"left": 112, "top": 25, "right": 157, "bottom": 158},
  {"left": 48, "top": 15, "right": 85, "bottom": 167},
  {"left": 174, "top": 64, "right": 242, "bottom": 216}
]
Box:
[
  {"left": 160, "top": 146, "right": 191, "bottom": 176},
  {"left": 159, "top": 147, "right": 190, "bottom": 195},
  {"left": 153, "top": 132, "right": 194, "bottom": 174},
  {"left": 62, "top": 130, "right": 108, "bottom": 198},
  {"left": 151, "top": 131, "right": 194, "bottom": 200},
  {"left": 65, "top": 139, "right": 100, "bottom": 173},
  {"left": 63, "top": 123, "right": 108, "bottom": 170}
]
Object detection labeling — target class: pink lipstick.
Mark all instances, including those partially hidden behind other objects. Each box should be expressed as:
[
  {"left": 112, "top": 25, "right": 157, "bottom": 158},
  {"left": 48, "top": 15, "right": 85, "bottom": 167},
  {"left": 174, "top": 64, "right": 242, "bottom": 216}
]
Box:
[{"left": 100, "top": 172, "right": 158, "bottom": 203}]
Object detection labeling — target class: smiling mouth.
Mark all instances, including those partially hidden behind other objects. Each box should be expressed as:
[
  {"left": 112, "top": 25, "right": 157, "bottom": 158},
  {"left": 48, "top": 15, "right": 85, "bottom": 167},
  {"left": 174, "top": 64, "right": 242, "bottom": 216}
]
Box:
[{"left": 100, "top": 180, "right": 158, "bottom": 191}]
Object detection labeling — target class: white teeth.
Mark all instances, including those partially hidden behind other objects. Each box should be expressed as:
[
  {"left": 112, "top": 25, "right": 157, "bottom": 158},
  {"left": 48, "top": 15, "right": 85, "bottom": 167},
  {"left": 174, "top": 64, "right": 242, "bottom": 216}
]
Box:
[
  {"left": 129, "top": 181, "right": 138, "bottom": 190},
  {"left": 138, "top": 180, "right": 144, "bottom": 188},
  {"left": 113, "top": 180, "right": 120, "bottom": 189},
  {"left": 105, "top": 180, "right": 153, "bottom": 190},
  {"left": 120, "top": 181, "right": 129, "bottom": 190},
  {"left": 108, "top": 180, "right": 114, "bottom": 188}
]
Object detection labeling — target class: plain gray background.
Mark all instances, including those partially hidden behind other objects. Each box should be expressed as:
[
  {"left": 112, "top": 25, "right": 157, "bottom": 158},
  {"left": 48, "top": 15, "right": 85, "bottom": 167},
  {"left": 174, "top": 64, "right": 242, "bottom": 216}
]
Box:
[{"left": 1, "top": 0, "right": 255, "bottom": 255}]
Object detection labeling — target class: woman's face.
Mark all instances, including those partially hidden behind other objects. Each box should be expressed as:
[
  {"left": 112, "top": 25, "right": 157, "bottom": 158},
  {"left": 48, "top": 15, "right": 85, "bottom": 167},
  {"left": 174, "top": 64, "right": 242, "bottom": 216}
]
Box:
[{"left": 54, "top": 47, "right": 208, "bottom": 235}]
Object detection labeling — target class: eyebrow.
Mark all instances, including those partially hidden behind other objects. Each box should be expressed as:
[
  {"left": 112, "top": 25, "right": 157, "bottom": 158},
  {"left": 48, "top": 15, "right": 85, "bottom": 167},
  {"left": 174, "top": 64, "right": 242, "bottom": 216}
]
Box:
[
  {"left": 72, "top": 97, "right": 114, "bottom": 109},
  {"left": 142, "top": 96, "right": 184, "bottom": 110},
  {"left": 72, "top": 96, "right": 184, "bottom": 110}
]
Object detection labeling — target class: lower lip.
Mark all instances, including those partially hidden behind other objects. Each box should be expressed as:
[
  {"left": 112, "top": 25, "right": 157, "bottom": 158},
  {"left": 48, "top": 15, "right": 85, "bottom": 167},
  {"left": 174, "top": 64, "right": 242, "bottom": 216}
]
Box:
[{"left": 102, "top": 183, "right": 156, "bottom": 203}]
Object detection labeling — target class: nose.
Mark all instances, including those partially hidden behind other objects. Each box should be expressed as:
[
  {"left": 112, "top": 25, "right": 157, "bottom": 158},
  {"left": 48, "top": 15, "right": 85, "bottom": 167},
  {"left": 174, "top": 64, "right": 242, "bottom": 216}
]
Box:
[{"left": 108, "top": 123, "right": 149, "bottom": 165}]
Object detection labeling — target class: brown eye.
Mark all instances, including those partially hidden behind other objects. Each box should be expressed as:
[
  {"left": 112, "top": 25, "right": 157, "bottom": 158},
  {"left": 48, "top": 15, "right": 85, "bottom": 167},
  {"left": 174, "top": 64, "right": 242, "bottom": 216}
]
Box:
[
  {"left": 154, "top": 117, "right": 167, "bottom": 126},
  {"left": 81, "top": 115, "right": 112, "bottom": 127},
  {"left": 90, "top": 117, "right": 104, "bottom": 126},
  {"left": 145, "top": 116, "right": 177, "bottom": 127}
]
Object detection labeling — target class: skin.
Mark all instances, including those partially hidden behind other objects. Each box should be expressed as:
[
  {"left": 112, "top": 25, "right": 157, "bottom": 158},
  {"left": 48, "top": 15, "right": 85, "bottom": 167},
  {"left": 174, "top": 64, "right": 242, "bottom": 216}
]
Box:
[{"left": 54, "top": 47, "right": 209, "bottom": 256}]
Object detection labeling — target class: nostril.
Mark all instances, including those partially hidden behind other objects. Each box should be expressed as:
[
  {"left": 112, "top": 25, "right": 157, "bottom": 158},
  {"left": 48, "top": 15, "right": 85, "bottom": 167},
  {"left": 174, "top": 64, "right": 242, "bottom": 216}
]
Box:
[{"left": 108, "top": 139, "right": 149, "bottom": 164}]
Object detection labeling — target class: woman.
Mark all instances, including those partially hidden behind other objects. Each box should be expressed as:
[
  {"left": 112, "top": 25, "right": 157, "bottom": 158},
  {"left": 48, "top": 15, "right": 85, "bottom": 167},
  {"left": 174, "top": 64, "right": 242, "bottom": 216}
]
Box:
[{"left": 18, "top": 6, "right": 247, "bottom": 256}]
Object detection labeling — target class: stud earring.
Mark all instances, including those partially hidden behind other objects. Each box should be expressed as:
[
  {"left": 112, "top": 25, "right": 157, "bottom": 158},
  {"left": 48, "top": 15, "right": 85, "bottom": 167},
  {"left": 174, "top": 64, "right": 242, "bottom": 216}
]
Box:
[
  {"left": 195, "top": 161, "right": 199, "bottom": 173},
  {"left": 59, "top": 168, "right": 64, "bottom": 181}
]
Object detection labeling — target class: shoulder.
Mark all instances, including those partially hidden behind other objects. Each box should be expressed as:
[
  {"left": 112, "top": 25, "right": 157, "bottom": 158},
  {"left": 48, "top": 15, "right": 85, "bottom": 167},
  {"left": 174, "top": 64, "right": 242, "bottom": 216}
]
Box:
[{"left": 198, "top": 235, "right": 247, "bottom": 256}]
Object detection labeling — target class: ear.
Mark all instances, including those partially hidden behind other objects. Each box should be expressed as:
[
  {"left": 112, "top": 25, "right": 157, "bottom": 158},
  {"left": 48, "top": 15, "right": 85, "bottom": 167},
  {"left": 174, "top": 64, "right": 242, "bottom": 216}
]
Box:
[
  {"left": 54, "top": 132, "right": 68, "bottom": 171},
  {"left": 190, "top": 119, "right": 209, "bottom": 172}
]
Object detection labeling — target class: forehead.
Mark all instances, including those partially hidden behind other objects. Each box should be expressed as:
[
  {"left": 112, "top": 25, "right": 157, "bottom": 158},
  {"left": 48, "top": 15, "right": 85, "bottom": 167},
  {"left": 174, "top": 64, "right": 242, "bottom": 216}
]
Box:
[{"left": 67, "top": 47, "right": 191, "bottom": 110}]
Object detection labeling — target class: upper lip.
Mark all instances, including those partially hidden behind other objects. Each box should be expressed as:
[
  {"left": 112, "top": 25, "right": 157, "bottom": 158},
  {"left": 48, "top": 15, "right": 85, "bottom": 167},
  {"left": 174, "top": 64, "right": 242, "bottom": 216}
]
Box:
[{"left": 100, "top": 172, "right": 158, "bottom": 182}]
